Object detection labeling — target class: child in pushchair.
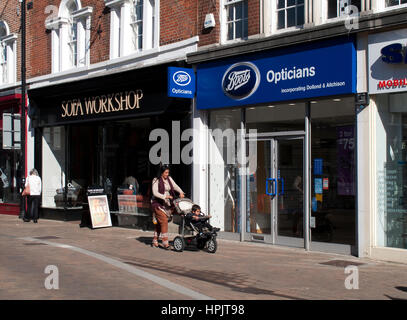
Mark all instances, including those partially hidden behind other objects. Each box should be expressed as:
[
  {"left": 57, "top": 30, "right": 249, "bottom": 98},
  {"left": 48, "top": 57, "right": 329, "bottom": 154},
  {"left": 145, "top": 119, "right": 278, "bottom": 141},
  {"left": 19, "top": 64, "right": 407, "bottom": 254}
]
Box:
[
  {"left": 186, "top": 204, "right": 220, "bottom": 235},
  {"left": 172, "top": 198, "right": 219, "bottom": 253}
]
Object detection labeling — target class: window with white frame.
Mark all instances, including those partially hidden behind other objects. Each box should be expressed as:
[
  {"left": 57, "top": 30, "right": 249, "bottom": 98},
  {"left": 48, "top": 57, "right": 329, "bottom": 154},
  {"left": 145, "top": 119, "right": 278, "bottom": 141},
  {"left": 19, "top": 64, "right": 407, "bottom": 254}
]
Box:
[
  {"left": 327, "top": 0, "right": 361, "bottom": 19},
  {"left": 386, "top": 0, "right": 407, "bottom": 7},
  {"left": 224, "top": 0, "right": 248, "bottom": 41},
  {"left": 106, "top": 0, "right": 158, "bottom": 59},
  {"left": 0, "top": 21, "right": 17, "bottom": 85},
  {"left": 46, "top": 0, "right": 92, "bottom": 73},
  {"left": 276, "top": 0, "right": 305, "bottom": 30}
]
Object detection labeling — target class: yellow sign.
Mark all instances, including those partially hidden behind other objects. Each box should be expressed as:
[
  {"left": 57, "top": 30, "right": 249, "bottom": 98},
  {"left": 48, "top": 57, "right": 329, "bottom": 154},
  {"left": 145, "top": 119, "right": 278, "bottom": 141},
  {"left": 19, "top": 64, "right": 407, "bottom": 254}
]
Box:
[
  {"left": 88, "top": 195, "right": 112, "bottom": 229},
  {"left": 61, "top": 90, "right": 143, "bottom": 118}
]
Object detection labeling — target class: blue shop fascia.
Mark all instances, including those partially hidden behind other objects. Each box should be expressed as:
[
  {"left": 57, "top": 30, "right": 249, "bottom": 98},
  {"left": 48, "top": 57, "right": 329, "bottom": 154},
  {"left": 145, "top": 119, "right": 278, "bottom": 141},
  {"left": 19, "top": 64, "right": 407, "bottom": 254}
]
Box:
[{"left": 190, "top": 36, "right": 360, "bottom": 255}]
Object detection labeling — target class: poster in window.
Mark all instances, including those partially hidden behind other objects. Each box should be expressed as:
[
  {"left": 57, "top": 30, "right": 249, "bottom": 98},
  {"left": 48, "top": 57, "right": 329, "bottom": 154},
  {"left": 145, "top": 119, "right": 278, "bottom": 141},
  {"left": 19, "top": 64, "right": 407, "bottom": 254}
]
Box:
[
  {"left": 88, "top": 195, "right": 112, "bottom": 229},
  {"left": 337, "top": 125, "right": 355, "bottom": 196}
]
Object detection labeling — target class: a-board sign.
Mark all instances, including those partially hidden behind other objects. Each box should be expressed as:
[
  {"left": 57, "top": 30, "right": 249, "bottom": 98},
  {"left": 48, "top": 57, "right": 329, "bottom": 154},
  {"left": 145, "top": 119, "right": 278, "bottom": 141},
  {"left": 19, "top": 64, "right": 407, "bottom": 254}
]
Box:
[{"left": 88, "top": 195, "right": 112, "bottom": 229}]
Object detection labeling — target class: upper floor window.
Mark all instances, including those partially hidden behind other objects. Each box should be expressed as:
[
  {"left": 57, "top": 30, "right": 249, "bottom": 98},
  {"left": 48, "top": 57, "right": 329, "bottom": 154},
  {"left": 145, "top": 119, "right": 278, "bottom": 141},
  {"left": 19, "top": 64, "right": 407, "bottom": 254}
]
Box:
[
  {"left": 277, "top": 0, "right": 305, "bottom": 30},
  {"left": 386, "top": 0, "right": 407, "bottom": 7},
  {"left": 327, "top": 0, "right": 361, "bottom": 19},
  {"left": 105, "top": 0, "right": 158, "bottom": 59},
  {"left": 0, "top": 21, "right": 17, "bottom": 85},
  {"left": 224, "top": 0, "right": 248, "bottom": 41},
  {"left": 46, "top": 0, "right": 93, "bottom": 73}
]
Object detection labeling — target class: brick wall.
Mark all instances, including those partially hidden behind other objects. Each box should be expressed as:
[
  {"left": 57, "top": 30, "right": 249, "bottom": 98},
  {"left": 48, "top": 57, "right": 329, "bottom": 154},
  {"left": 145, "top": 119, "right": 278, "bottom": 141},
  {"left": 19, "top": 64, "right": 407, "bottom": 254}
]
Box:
[
  {"left": 197, "top": 0, "right": 220, "bottom": 47},
  {"left": 248, "top": 0, "right": 260, "bottom": 37},
  {"left": 160, "top": 0, "right": 198, "bottom": 46}
]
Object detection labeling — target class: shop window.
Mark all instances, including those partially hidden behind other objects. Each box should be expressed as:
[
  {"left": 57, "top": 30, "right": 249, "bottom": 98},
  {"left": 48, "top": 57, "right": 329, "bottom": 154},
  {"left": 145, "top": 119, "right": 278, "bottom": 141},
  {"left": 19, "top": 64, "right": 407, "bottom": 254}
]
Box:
[
  {"left": 327, "top": 0, "right": 361, "bottom": 19},
  {"left": 311, "top": 97, "right": 356, "bottom": 245},
  {"left": 223, "top": 0, "right": 248, "bottom": 42},
  {"left": 106, "top": 0, "right": 158, "bottom": 59},
  {"left": 0, "top": 21, "right": 17, "bottom": 85},
  {"left": 0, "top": 109, "right": 21, "bottom": 204},
  {"left": 208, "top": 109, "right": 242, "bottom": 232},
  {"left": 246, "top": 103, "right": 305, "bottom": 132},
  {"left": 46, "top": 0, "right": 92, "bottom": 73},
  {"left": 276, "top": 0, "right": 305, "bottom": 30},
  {"left": 376, "top": 93, "right": 407, "bottom": 249},
  {"left": 386, "top": 0, "right": 407, "bottom": 7},
  {"left": 42, "top": 127, "right": 66, "bottom": 208}
]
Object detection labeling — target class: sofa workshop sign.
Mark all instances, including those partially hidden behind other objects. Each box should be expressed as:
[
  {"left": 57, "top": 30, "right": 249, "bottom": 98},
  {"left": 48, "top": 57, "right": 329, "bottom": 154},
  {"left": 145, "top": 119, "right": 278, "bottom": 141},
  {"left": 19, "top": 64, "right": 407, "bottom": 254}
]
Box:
[
  {"left": 61, "top": 90, "right": 144, "bottom": 118},
  {"left": 197, "top": 38, "right": 356, "bottom": 109}
]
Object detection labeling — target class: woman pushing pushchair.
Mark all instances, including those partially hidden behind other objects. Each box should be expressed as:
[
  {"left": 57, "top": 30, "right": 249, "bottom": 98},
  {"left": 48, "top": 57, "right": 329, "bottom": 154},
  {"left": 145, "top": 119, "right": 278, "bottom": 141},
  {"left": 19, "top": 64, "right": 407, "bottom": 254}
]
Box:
[{"left": 151, "top": 165, "right": 185, "bottom": 249}]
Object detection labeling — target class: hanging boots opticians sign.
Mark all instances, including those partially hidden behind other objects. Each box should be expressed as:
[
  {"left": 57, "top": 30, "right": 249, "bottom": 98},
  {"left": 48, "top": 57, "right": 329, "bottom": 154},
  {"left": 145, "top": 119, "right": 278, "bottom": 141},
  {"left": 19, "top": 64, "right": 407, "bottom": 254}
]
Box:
[
  {"left": 168, "top": 67, "right": 196, "bottom": 98},
  {"left": 61, "top": 90, "right": 144, "bottom": 118}
]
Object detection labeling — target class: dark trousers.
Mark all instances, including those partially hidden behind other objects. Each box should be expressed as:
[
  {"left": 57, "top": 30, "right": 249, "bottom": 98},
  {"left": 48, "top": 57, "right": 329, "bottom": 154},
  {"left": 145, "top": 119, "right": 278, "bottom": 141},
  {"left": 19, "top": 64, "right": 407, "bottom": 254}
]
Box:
[{"left": 26, "top": 195, "right": 40, "bottom": 220}]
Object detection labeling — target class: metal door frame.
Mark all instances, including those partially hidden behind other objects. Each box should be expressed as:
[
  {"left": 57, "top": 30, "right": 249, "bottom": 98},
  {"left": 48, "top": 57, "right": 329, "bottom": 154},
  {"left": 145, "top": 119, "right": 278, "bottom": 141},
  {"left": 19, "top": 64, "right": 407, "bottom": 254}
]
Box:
[{"left": 243, "top": 132, "right": 305, "bottom": 247}]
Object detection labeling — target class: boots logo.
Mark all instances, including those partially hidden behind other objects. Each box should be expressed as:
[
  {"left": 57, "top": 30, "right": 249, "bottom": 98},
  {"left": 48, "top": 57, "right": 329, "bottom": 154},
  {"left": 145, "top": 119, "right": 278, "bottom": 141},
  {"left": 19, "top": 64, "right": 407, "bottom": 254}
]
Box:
[
  {"left": 222, "top": 62, "right": 260, "bottom": 100},
  {"left": 173, "top": 71, "right": 192, "bottom": 86}
]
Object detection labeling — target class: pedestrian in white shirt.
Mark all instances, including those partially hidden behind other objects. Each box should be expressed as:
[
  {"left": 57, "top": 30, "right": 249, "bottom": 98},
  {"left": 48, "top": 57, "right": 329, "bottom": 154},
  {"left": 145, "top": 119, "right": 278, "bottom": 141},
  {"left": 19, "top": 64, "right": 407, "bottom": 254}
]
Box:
[{"left": 23, "top": 168, "right": 42, "bottom": 223}]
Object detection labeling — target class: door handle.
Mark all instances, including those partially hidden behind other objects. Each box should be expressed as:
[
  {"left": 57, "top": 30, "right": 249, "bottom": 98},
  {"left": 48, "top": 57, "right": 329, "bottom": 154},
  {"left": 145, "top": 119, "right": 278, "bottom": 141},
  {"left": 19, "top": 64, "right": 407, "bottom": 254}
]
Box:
[
  {"left": 278, "top": 178, "right": 284, "bottom": 196},
  {"left": 266, "top": 178, "right": 276, "bottom": 196}
]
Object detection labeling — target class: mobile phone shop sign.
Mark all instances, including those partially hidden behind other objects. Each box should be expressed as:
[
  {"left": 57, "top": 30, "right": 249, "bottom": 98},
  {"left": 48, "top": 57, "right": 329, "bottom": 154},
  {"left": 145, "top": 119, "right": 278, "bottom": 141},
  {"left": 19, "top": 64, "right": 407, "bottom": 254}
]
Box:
[
  {"left": 368, "top": 29, "right": 407, "bottom": 94},
  {"left": 196, "top": 39, "right": 356, "bottom": 109},
  {"left": 168, "top": 67, "right": 196, "bottom": 98}
]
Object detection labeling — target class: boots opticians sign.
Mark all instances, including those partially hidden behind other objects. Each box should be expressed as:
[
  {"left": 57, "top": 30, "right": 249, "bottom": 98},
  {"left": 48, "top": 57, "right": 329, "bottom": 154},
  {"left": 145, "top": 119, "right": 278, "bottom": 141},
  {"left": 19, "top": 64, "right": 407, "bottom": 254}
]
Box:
[
  {"left": 368, "top": 29, "right": 407, "bottom": 94},
  {"left": 61, "top": 90, "right": 143, "bottom": 118},
  {"left": 197, "top": 38, "right": 356, "bottom": 109}
]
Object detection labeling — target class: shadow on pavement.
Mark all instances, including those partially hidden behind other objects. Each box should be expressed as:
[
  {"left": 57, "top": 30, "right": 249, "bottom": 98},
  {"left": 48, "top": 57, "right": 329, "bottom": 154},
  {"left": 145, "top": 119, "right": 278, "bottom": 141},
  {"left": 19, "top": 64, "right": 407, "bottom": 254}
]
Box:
[
  {"left": 124, "top": 257, "right": 305, "bottom": 300},
  {"left": 395, "top": 286, "right": 407, "bottom": 293},
  {"left": 384, "top": 294, "right": 407, "bottom": 300}
]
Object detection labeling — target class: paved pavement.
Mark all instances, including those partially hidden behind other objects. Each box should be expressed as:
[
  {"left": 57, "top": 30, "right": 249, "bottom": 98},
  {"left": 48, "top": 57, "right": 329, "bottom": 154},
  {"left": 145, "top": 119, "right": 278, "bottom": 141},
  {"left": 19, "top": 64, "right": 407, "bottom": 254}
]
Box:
[{"left": 0, "top": 214, "right": 407, "bottom": 300}]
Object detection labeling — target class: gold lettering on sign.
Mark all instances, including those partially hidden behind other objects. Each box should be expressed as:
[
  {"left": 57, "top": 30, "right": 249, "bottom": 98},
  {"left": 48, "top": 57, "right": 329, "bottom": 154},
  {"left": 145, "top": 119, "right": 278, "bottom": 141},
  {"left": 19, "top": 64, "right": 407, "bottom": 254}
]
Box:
[{"left": 61, "top": 90, "right": 144, "bottom": 118}]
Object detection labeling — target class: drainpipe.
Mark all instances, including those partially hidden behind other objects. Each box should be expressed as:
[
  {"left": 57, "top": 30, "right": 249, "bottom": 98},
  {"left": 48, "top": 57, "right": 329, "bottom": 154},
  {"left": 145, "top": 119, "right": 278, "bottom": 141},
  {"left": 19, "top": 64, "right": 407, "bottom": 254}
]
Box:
[{"left": 19, "top": 0, "right": 27, "bottom": 219}]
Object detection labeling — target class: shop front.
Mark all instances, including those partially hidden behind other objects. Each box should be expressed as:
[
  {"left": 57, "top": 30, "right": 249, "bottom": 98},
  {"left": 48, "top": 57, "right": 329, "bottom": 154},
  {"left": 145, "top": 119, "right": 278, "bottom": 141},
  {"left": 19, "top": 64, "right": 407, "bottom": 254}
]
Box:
[
  {"left": 0, "top": 92, "right": 23, "bottom": 216},
  {"left": 365, "top": 28, "right": 407, "bottom": 262},
  {"left": 195, "top": 37, "right": 358, "bottom": 254},
  {"left": 29, "top": 64, "right": 192, "bottom": 224}
]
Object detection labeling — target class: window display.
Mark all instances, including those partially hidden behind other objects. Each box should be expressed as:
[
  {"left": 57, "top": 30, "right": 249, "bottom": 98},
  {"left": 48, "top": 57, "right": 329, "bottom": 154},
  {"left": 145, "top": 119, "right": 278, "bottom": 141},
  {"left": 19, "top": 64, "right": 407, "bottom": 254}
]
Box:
[{"left": 376, "top": 93, "right": 407, "bottom": 249}]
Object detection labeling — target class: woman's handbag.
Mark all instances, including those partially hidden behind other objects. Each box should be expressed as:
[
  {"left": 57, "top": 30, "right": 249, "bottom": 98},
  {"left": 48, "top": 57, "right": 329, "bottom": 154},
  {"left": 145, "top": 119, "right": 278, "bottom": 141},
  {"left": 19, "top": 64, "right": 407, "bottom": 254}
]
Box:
[{"left": 22, "top": 180, "right": 30, "bottom": 196}]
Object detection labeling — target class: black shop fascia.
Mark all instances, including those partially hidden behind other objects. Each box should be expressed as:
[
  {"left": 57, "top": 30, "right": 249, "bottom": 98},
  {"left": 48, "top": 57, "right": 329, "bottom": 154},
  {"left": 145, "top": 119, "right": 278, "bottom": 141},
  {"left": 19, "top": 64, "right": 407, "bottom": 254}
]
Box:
[
  {"left": 29, "top": 63, "right": 190, "bottom": 127},
  {"left": 27, "top": 63, "right": 192, "bottom": 219}
]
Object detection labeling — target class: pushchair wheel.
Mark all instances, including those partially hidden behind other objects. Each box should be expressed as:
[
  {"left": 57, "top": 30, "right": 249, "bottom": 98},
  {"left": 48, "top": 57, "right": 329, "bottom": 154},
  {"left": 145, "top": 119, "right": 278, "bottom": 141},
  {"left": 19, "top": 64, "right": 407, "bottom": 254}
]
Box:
[
  {"left": 207, "top": 238, "right": 217, "bottom": 254},
  {"left": 197, "top": 239, "right": 206, "bottom": 250},
  {"left": 173, "top": 236, "right": 185, "bottom": 252}
]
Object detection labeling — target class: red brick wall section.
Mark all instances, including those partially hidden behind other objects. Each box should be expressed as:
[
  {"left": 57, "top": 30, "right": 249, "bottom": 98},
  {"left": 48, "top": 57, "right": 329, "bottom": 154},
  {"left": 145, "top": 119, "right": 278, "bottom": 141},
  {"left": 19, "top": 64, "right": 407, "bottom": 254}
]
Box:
[
  {"left": 160, "top": 0, "right": 198, "bottom": 46},
  {"left": 248, "top": 0, "right": 260, "bottom": 37},
  {"left": 197, "top": 0, "right": 220, "bottom": 47},
  {"left": 0, "top": 1, "right": 23, "bottom": 82}
]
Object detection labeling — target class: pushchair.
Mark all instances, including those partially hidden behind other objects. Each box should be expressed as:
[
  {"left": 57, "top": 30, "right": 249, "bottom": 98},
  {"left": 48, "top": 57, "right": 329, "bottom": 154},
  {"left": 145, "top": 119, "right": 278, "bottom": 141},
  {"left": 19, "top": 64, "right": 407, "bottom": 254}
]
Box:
[{"left": 172, "top": 198, "right": 218, "bottom": 253}]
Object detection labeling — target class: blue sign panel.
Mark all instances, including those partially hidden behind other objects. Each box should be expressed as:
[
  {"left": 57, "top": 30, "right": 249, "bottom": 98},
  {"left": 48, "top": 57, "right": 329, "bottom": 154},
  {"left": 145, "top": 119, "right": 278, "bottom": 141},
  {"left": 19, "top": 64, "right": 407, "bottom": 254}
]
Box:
[
  {"left": 197, "top": 38, "right": 356, "bottom": 109},
  {"left": 314, "top": 158, "right": 323, "bottom": 175},
  {"left": 168, "top": 67, "right": 195, "bottom": 98}
]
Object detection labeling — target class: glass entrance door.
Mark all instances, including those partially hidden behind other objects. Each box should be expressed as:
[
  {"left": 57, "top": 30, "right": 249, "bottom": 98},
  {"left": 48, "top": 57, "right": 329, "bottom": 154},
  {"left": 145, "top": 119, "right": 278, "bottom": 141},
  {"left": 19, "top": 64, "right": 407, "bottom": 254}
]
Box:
[{"left": 245, "top": 136, "right": 304, "bottom": 247}]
